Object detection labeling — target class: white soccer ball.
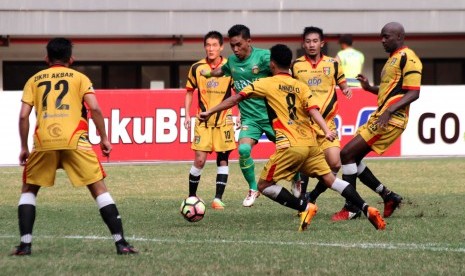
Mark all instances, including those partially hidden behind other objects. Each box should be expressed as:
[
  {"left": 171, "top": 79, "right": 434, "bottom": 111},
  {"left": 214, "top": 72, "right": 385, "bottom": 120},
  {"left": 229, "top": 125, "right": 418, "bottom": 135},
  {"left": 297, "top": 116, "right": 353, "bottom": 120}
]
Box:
[{"left": 180, "top": 196, "right": 206, "bottom": 222}]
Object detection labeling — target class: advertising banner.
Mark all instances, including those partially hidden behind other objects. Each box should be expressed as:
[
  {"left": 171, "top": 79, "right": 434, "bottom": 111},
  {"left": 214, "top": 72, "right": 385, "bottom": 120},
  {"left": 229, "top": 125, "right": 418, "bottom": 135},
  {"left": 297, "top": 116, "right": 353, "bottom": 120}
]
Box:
[
  {"left": 5, "top": 86, "right": 461, "bottom": 165},
  {"left": 89, "top": 88, "right": 393, "bottom": 162},
  {"left": 401, "top": 86, "right": 465, "bottom": 156}
]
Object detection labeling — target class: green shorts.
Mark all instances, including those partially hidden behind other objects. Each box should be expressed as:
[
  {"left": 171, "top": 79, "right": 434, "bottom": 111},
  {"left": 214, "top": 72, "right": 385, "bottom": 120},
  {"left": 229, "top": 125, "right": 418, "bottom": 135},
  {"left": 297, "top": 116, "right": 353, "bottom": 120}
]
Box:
[{"left": 238, "top": 119, "right": 275, "bottom": 143}]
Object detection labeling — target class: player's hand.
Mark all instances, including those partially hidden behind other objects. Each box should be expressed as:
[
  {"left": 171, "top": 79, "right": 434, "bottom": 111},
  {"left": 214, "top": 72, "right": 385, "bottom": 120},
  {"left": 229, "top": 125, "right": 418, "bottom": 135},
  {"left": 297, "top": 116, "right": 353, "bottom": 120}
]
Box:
[
  {"left": 356, "top": 74, "right": 371, "bottom": 91},
  {"left": 325, "top": 130, "right": 337, "bottom": 142},
  {"left": 198, "top": 111, "right": 211, "bottom": 122},
  {"left": 100, "top": 139, "right": 112, "bottom": 157},
  {"left": 235, "top": 115, "right": 242, "bottom": 130},
  {"left": 200, "top": 69, "right": 211, "bottom": 78},
  {"left": 375, "top": 110, "right": 392, "bottom": 129},
  {"left": 342, "top": 87, "right": 352, "bottom": 99},
  {"left": 19, "top": 148, "right": 30, "bottom": 166},
  {"left": 184, "top": 115, "right": 191, "bottom": 130}
]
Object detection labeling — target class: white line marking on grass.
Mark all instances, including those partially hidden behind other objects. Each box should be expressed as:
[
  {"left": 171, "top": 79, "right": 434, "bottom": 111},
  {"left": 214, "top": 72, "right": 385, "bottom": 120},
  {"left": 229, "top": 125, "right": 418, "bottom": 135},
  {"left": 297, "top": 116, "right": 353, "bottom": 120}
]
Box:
[{"left": 1, "top": 234, "right": 465, "bottom": 253}]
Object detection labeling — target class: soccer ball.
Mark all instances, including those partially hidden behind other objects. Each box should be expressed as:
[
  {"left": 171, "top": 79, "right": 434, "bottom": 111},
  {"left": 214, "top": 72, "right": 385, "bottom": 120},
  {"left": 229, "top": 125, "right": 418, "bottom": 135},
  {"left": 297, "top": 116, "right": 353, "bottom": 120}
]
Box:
[{"left": 180, "top": 196, "right": 206, "bottom": 222}]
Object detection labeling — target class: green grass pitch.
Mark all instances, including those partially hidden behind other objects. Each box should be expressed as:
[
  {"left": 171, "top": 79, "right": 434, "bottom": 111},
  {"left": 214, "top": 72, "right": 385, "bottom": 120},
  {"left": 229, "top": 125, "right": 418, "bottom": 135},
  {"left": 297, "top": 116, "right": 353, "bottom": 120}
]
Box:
[{"left": 1, "top": 158, "right": 465, "bottom": 275}]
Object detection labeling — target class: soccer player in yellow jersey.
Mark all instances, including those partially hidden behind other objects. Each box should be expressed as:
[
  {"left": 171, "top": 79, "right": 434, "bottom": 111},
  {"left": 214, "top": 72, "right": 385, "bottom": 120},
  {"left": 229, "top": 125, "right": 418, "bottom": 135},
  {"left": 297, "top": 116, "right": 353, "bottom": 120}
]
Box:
[
  {"left": 199, "top": 44, "right": 386, "bottom": 231},
  {"left": 291, "top": 26, "right": 352, "bottom": 210},
  {"left": 184, "top": 31, "right": 236, "bottom": 210},
  {"left": 336, "top": 22, "right": 422, "bottom": 220},
  {"left": 12, "top": 38, "right": 137, "bottom": 255}
]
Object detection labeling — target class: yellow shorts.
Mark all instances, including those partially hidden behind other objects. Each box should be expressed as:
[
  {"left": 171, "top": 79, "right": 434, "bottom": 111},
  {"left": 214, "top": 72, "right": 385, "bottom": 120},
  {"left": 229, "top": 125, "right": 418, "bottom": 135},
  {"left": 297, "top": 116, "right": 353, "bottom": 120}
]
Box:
[
  {"left": 260, "top": 146, "right": 331, "bottom": 183},
  {"left": 191, "top": 123, "right": 236, "bottom": 152},
  {"left": 23, "top": 148, "right": 106, "bottom": 187},
  {"left": 357, "top": 118, "right": 404, "bottom": 155},
  {"left": 313, "top": 120, "right": 340, "bottom": 150}
]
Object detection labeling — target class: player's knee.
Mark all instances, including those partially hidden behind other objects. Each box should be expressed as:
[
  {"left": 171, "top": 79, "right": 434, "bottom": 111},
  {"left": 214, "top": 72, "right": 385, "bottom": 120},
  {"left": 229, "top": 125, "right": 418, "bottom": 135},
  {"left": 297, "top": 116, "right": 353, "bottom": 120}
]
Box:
[
  {"left": 238, "top": 143, "right": 252, "bottom": 158},
  {"left": 340, "top": 147, "right": 351, "bottom": 164},
  {"left": 329, "top": 161, "right": 341, "bottom": 173},
  {"left": 257, "top": 180, "right": 269, "bottom": 193},
  {"left": 216, "top": 151, "right": 231, "bottom": 166},
  {"left": 194, "top": 159, "right": 206, "bottom": 169}
]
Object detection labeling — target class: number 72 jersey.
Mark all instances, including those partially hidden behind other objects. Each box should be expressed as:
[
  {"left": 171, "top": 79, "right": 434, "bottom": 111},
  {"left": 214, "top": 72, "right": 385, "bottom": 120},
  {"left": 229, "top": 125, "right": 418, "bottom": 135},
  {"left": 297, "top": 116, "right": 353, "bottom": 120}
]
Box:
[{"left": 22, "top": 66, "right": 94, "bottom": 151}]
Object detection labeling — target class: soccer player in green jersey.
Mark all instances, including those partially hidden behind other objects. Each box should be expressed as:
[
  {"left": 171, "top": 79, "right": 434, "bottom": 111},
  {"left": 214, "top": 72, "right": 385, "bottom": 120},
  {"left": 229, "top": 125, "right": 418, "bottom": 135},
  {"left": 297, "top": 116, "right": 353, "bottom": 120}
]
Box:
[{"left": 202, "top": 24, "right": 276, "bottom": 207}]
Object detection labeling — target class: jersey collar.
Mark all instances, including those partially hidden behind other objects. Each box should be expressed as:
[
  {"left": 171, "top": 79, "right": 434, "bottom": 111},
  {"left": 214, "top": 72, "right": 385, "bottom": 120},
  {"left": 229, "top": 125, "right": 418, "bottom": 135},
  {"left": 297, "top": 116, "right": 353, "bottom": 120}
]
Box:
[
  {"left": 50, "top": 64, "right": 67, "bottom": 68},
  {"left": 305, "top": 54, "right": 324, "bottom": 69},
  {"left": 207, "top": 56, "right": 224, "bottom": 70},
  {"left": 390, "top": 46, "right": 408, "bottom": 57},
  {"left": 276, "top": 72, "right": 291, "bottom": 77}
]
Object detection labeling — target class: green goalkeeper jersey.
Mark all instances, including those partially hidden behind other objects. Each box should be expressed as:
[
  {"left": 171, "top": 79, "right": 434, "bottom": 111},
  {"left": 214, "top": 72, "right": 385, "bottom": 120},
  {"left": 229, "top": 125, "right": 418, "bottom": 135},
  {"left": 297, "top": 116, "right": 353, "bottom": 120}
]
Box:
[{"left": 222, "top": 47, "right": 271, "bottom": 122}]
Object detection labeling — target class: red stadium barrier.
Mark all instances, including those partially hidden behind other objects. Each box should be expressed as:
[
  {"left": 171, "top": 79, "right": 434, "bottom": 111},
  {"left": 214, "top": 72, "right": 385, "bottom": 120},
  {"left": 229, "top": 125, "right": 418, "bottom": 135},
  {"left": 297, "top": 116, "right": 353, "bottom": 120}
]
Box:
[{"left": 91, "top": 88, "right": 400, "bottom": 162}]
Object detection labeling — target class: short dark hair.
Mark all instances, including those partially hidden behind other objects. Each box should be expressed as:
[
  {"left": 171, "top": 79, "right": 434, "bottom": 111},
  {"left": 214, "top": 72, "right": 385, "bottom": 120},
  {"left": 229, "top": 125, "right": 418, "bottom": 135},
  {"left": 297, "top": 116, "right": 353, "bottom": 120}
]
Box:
[
  {"left": 228, "top": 24, "right": 251, "bottom": 39},
  {"left": 339, "top": 34, "right": 353, "bottom": 46},
  {"left": 46, "top": 38, "right": 73, "bottom": 63},
  {"left": 204, "top": 31, "right": 224, "bottom": 46},
  {"left": 270, "top": 44, "right": 292, "bottom": 68},
  {"left": 302, "top": 26, "right": 324, "bottom": 41}
]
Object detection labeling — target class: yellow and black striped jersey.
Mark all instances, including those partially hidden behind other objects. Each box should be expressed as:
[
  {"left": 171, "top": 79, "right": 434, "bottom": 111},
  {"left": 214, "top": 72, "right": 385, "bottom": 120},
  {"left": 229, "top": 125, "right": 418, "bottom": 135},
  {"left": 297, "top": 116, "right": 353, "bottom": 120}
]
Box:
[
  {"left": 240, "top": 73, "right": 319, "bottom": 149},
  {"left": 22, "top": 65, "right": 94, "bottom": 151},
  {"left": 292, "top": 55, "right": 346, "bottom": 123},
  {"left": 375, "top": 47, "right": 422, "bottom": 129},
  {"left": 186, "top": 57, "right": 234, "bottom": 127}
]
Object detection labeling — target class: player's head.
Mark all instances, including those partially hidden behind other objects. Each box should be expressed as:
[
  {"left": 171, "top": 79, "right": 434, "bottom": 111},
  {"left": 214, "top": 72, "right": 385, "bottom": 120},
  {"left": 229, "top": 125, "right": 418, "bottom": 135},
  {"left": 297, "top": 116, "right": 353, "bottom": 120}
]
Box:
[
  {"left": 204, "top": 31, "right": 223, "bottom": 46},
  {"left": 339, "top": 34, "right": 353, "bottom": 49},
  {"left": 203, "top": 31, "right": 224, "bottom": 62},
  {"left": 381, "top": 22, "right": 405, "bottom": 54},
  {"left": 228, "top": 24, "right": 252, "bottom": 60},
  {"left": 46, "top": 37, "right": 73, "bottom": 65},
  {"left": 228, "top": 24, "right": 251, "bottom": 40},
  {"left": 269, "top": 44, "right": 292, "bottom": 73},
  {"left": 302, "top": 26, "right": 325, "bottom": 58}
]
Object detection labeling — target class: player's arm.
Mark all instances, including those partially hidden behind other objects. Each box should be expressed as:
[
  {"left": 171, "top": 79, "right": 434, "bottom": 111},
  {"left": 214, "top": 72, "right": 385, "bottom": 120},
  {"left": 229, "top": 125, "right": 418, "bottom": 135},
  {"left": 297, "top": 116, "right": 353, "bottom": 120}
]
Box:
[
  {"left": 356, "top": 74, "right": 379, "bottom": 95},
  {"left": 307, "top": 108, "right": 337, "bottom": 141},
  {"left": 201, "top": 67, "right": 225, "bottom": 78},
  {"left": 338, "top": 81, "right": 352, "bottom": 99},
  {"left": 184, "top": 90, "right": 194, "bottom": 130},
  {"left": 18, "top": 102, "right": 33, "bottom": 166},
  {"left": 235, "top": 110, "right": 242, "bottom": 130},
  {"left": 375, "top": 89, "right": 420, "bottom": 128},
  {"left": 84, "top": 93, "right": 111, "bottom": 157},
  {"left": 376, "top": 55, "right": 421, "bottom": 128},
  {"left": 199, "top": 93, "right": 245, "bottom": 122}
]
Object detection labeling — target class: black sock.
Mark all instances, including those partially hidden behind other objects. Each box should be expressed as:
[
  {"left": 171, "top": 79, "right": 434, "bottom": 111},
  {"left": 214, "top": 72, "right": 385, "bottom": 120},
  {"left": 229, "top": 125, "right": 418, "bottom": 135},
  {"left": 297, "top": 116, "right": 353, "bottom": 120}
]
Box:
[
  {"left": 18, "top": 204, "right": 35, "bottom": 238},
  {"left": 189, "top": 174, "right": 201, "bottom": 197},
  {"left": 300, "top": 174, "right": 309, "bottom": 195},
  {"left": 215, "top": 174, "right": 228, "bottom": 199},
  {"left": 272, "top": 188, "right": 307, "bottom": 212},
  {"left": 307, "top": 181, "right": 328, "bottom": 202},
  {"left": 99, "top": 204, "right": 124, "bottom": 237},
  {"left": 343, "top": 173, "right": 357, "bottom": 188},
  {"left": 358, "top": 166, "right": 382, "bottom": 192},
  {"left": 342, "top": 173, "right": 357, "bottom": 207},
  {"left": 341, "top": 185, "right": 368, "bottom": 215}
]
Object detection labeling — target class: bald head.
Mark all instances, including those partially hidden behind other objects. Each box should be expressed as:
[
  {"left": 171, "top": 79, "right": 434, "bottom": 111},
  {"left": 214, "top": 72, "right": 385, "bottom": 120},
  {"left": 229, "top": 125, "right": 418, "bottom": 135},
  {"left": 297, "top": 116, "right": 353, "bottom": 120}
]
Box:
[
  {"left": 380, "top": 22, "right": 405, "bottom": 53},
  {"left": 383, "top": 22, "right": 405, "bottom": 37}
]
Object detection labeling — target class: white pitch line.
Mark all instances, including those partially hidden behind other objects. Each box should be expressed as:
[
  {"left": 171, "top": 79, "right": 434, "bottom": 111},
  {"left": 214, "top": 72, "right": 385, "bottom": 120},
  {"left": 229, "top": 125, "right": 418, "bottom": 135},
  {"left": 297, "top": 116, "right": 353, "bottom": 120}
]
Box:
[{"left": 1, "top": 234, "right": 465, "bottom": 253}]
